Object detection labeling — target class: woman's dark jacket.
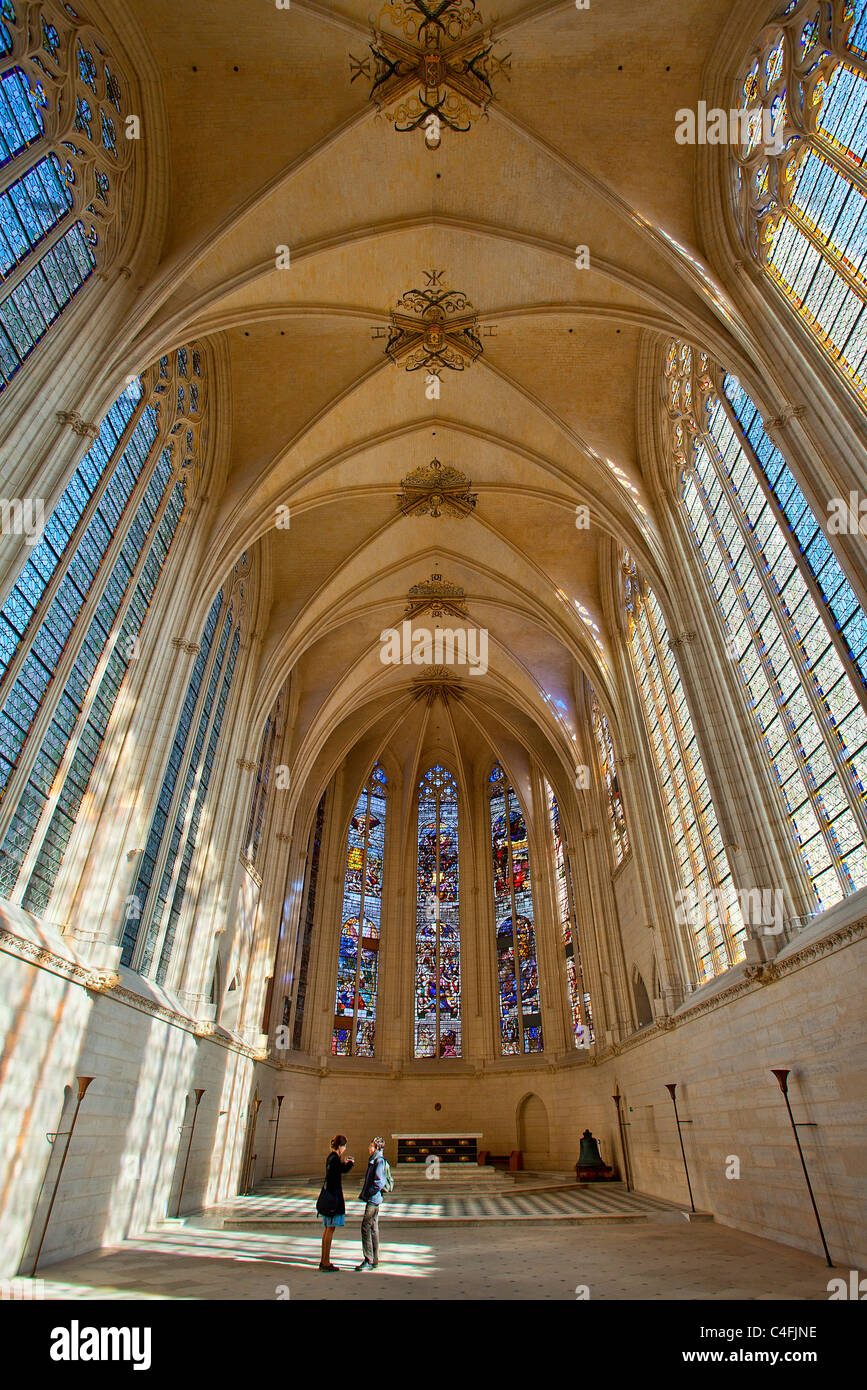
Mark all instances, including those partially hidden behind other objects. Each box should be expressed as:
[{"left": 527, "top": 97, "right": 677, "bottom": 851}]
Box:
[{"left": 323, "top": 1151, "right": 354, "bottom": 1216}]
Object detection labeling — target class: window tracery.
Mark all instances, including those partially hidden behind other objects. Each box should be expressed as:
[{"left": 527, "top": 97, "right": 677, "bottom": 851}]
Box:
[
  {"left": 733, "top": 1, "right": 866, "bottom": 395},
  {"left": 414, "top": 764, "right": 461, "bottom": 1058},
  {"left": 665, "top": 339, "right": 867, "bottom": 909},
  {"left": 0, "top": 345, "right": 207, "bottom": 912},
  {"left": 332, "top": 763, "right": 387, "bottom": 1057},
  {"left": 588, "top": 689, "right": 630, "bottom": 867},
  {"left": 623, "top": 551, "right": 747, "bottom": 982},
  {"left": 489, "top": 763, "right": 543, "bottom": 1054},
  {"left": 121, "top": 557, "right": 247, "bottom": 980},
  {"left": 0, "top": 1, "right": 136, "bottom": 388},
  {"left": 546, "top": 781, "right": 594, "bottom": 1047}
]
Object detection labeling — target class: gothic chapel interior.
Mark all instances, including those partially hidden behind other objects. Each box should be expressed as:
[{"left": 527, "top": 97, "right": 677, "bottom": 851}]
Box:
[{"left": 0, "top": 0, "right": 865, "bottom": 1303}]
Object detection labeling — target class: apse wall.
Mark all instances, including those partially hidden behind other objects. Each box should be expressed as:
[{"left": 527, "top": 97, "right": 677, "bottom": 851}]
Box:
[
  {"left": 265, "top": 905, "right": 866, "bottom": 1269},
  {"left": 0, "top": 906, "right": 259, "bottom": 1277}
]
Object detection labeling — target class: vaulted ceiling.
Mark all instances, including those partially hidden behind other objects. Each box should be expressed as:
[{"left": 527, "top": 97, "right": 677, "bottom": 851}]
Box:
[{"left": 106, "top": 0, "right": 765, "bottom": 806}]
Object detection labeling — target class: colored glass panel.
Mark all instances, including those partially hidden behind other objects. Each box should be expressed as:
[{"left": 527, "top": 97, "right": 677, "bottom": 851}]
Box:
[
  {"left": 489, "top": 764, "right": 543, "bottom": 1055},
  {"left": 332, "top": 765, "right": 387, "bottom": 1057},
  {"left": 414, "top": 765, "right": 461, "bottom": 1058}
]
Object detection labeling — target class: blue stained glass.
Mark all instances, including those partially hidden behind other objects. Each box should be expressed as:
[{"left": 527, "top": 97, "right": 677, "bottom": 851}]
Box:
[
  {"left": 100, "top": 109, "right": 116, "bottom": 156},
  {"left": 0, "top": 155, "right": 72, "bottom": 277},
  {"left": 155, "top": 624, "right": 239, "bottom": 985},
  {"left": 0, "top": 68, "right": 45, "bottom": 168},
  {"left": 21, "top": 482, "right": 184, "bottom": 913},
  {"left": 1, "top": 456, "right": 179, "bottom": 900},
  {"left": 722, "top": 374, "right": 866, "bottom": 687},
  {"left": 0, "top": 221, "right": 94, "bottom": 389}
]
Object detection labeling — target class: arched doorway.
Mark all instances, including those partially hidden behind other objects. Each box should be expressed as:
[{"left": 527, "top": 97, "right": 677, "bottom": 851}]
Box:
[{"left": 517, "top": 1093, "right": 550, "bottom": 1168}]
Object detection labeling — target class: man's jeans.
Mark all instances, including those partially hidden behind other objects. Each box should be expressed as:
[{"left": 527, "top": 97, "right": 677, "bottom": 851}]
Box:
[{"left": 361, "top": 1202, "right": 380, "bottom": 1264}]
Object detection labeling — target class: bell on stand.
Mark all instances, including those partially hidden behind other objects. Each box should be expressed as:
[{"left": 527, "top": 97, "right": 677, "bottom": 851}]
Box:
[{"left": 575, "top": 1128, "right": 616, "bottom": 1182}]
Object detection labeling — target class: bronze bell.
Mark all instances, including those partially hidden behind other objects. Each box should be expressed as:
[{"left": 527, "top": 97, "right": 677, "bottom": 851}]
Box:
[{"left": 575, "top": 1129, "right": 615, "bottom": 1182}]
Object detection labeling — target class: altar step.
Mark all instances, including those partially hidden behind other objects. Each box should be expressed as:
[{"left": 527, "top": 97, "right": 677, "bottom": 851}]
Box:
[{"left": 217, "top": 1180, "right": 705, "bottom": 1229}]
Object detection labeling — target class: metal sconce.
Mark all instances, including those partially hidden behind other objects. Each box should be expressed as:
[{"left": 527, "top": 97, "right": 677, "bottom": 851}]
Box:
[
  {"left": 31, "top": 1076, "right": 94, "bottom": 1275},
  {"left": 270, "top": 1095, "right": 284, "bottom": 1178},
  {"left": 175, "top": 1088, "right": 206, "bottom": 1218},
  {"left": 665, "top": 1083, "right": 696, "bottom": 1213},
  {"left": 771, "top": 1069, "right": 833, "bottom": 1267}
]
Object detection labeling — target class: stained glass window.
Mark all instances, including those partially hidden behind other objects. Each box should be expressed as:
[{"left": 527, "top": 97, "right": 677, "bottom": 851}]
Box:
[
  {"left": 733, "top": 2, "right": 867, "bottom": 395},
  {"left": 0, "top": 344, "right": 208, "bottom": 910},
  {"left": 291, "top": 791, "right": 326, "bottom": 1051},
  {"left": 666, "top": 341, "right": 867, "bottom": 910},
  {"left": 623, "top": 552, "right": 747, "bottom": 982},
  {"left": 489, "top": 763, "right": 543, "bottom": 1054},
  {"left": 0, "top": 2, "right": 134, "bottom": 389},
  {"left": 122, "top": 580, "right": 243, "bottom": 980},
  {"left": 588, "top": 689, "right": 630, "bottom": 865},
  {"left": 546, "top": 782, "right": 593, "bottom": 1046},
  {"left": 332, "top": 763, "right": 387, "bottom": 1057},
  {"left": 414, "top": 764, "right": 462, "bottom": 1058},
  {"left": 243, "top": 690, "right": 283, "bottom": 868}
]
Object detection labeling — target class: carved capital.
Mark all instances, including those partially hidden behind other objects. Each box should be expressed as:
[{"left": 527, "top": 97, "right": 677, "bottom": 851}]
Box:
[
  {"left": 668, "top": 631, "right": 697, "bottom": 650},
  {"left": 171, "top": 637, "right": 200, "bottom": 654},
  {"left": 237, "top": 758, "right": 257, "bottom": 772},
  {"left": 276, "top": 832, "right": 292, "bottom": 844},
  {"left": 56, "top": 410, "right": 99, "bottom": 440},
  {"left": 582, "top": 828, "right": 599, "bottom": 840}
]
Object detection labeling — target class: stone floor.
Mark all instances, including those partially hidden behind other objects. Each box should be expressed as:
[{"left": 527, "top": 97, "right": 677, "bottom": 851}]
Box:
[{"left": 24, "top": 1218, "right": 832, "bottom": 1301}]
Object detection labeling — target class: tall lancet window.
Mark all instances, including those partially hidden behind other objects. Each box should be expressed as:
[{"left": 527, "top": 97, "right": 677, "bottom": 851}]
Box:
[
  {"left": 0, "top": 347, "right": 205, "bottom": 910},
  {"left": 623, "top": 553, "right": 747, "bottom": 982},
  {"left": 121, "top": 563, "right": 245, "bottom": 980},
  {"left": 732, "top": 2, "right": 867, "bottom": 395},
  {"left": 0, "top": 1, "right": 136, "bottom": 388},
  {"left": 546, "top": 782, "right": 594, "bottom": 1046},
  {"left": 414, "top": 764, "right": 461, "bottom": 1058},
  {"left": 489, "top": 764, "right": 543, "bottom": 1054},
  {"left": 332, "top": 763, "right": 387, "bottom": 1057},
  {"left": 666, "top": 342, "right": 867, "bottom": 908},
  {"left": 589, "top": 690, "right": 630, "bottom": 866}
]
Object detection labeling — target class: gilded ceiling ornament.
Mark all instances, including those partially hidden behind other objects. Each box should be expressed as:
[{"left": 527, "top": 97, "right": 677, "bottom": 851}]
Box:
[
  {"left": 412, "top": 666, "right": 465, "bottom": 699},
  {"left": 349, "top": 0, "right": 510, "bottom": 147},
  {"left": 397, "top": 457, "right": 478, "bottom": 518},
  {"left": 385, "top": 268, "right": 482, "bottom": 372},
  {"left": 405, "top": 571, "right": 469, "bottom": 620}
]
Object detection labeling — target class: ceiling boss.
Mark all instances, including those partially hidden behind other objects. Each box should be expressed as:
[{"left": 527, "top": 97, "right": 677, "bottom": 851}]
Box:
[
  {"left": 385, "top": 268, "right": 483, "bottom": 372},
  {"left": 349, "top": 0, "right": 511, "bottom": 147}
]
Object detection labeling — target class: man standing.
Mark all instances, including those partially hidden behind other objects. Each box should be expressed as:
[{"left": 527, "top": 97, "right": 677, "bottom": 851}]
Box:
[{"left": 356, "top": 1137, "right": 387, "bottom": 1271}]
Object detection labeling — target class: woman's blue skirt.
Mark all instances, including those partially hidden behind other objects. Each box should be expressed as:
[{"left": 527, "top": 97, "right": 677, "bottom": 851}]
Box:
[{"left": 320, "top": 1214, "right": 345, "bottom": 1227}]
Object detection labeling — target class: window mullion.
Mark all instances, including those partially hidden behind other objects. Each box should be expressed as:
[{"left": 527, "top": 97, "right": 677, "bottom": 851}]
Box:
[
  {"left": 9, "top": 470, "right": 180, "bottom": 905},
  {"left": 782, "top": 203, "right": 865, "bottom": 301},
  {"left": 692, "top": 447, "right": 857, "bottom": 890},
  {"left": 701, "top": 426, "right": 867, "bottom": 844},
  {"left": 642, "top": 595, "right": 738, "bottom": 966},
  {"left": 0, "top": 433, "right": 164, "bottom": 846},
  {"left": 0, "top": 204, "right": 79, "bottom": 299},
  {"left": 0, "top": 392, "right": 149, "bottom": 703},
  {"left": 129, "top": 599, "right": 227, "bottom": 973},
  {"left": 351, "top": 788, "right": 370, "bottom": 1058},
  {"left": 716, "top": 386, "right": 867, "bottom": 716},
  {"left": 811, "top": 131, "right": 867, "bottom": 199}
]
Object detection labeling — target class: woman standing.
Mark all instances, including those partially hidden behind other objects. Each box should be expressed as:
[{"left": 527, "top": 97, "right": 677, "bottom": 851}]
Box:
[{"left": 317, "top": 1134, "right": 354, "bottom": 1271}]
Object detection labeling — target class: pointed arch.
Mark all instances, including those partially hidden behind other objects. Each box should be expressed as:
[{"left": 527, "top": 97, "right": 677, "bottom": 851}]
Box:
[
  {"left": 414, "top": 763, "right": 462, "bottom": 1059},
  {"left": 488, "top": 761, "right": 543, "bottom": 1055},
  {"left": 332, "top": 761, "right": 387, "bottom": 1057}
]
